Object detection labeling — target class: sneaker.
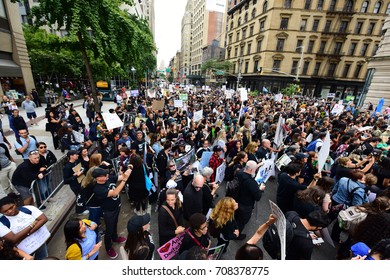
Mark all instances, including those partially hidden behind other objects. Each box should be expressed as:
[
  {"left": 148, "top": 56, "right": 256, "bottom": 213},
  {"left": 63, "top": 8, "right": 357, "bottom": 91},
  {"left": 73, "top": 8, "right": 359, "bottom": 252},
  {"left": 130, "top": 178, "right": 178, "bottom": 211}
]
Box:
[
  {"left": 106, "top": 247, "right": 118, "bottom": 259},
  {"left": 77, "top": 209, "right": 89, "bottom": 215},
  {"left": 113, "top": 236, "right": 127, "bottom": 244}
]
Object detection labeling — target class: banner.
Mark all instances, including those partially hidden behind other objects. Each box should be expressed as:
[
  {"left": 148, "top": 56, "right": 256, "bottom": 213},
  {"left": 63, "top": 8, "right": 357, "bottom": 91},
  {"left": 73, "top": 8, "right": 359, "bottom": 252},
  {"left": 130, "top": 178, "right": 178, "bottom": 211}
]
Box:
[
  {"left": 269, "top": 201, "right": 287, "bottom": 260},
  {"left": 179, "top": 93, "right": 188, "bottom": 101},
  {"left": 215, "top": 162, "right": 226, "bottom": 184},
  {"left": 102, "top": 112, "right": 124, "bottom": 130},
  {"left": 199, "top": 151, "right": 213, "bottom": 170},
  {"left": 174, "top": 148, "right": 195, "bottom": 171},
  {"left": 157, "top": 231, "right": 187, "bottom": 260},
  {"left": 193, "top": 110, "right": 203, "bottom": 122},
  {"left": 317, "top": 131, "right": 331, "bottom": 173}
]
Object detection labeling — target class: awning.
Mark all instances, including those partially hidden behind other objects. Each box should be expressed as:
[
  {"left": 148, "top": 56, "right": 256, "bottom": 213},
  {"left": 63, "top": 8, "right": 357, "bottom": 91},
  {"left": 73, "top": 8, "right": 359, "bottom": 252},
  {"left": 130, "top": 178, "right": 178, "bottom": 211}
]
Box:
[{"left": 0, "top": 59, "right": 23, "bottom": 77}]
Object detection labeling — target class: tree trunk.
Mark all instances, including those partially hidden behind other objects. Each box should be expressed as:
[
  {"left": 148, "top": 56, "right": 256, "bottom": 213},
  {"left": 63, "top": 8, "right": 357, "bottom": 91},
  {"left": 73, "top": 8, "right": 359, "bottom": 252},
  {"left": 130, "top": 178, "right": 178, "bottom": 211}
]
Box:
[{"left": 77, "top": 31, "right": 100, "bottom": 113}]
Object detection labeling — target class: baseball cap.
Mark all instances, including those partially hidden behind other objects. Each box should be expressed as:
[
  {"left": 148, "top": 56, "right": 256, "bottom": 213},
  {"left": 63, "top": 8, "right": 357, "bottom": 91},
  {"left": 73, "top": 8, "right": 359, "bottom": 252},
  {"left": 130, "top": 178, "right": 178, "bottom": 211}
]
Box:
[
  {"left": 213, "top": 145, "right": 223, "bottom": 152},
  {"left": 350, "top": 242, "right": 375, "bottom": 260},
  {"left": 295, "top": 152, "right": 309, "bottom": 160},
  {"left": 67, "top": 150, "right": 79, "bottom": 157},
  {"left": 127, "top": 213, "right": 151, "bottom": 233},
  {"left": 91, "top": 167, "right": 110, "bottom": 178}
]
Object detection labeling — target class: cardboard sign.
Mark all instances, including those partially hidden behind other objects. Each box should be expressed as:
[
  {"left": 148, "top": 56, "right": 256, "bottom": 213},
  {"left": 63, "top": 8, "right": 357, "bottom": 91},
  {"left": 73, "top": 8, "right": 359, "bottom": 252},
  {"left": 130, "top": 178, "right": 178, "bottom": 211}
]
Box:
[
  {"left": 152, "top": 99, "right": 165, "bottom": 112},
  {"left": 215, "top": 162, "right": 226, "bottom": 184}
]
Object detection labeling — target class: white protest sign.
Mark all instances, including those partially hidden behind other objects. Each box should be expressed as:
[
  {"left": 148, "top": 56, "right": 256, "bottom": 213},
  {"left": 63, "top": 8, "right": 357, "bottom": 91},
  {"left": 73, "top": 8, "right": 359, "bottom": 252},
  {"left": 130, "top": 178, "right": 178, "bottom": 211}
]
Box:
[
  {"left": 306, "top": 133, "right": 313, "bottom": 143},
  {"left": 275, "top": 153, "right": 292, "bottom": 171},
  {"left": 102, "top": 112, "right": 124, "bottom": 130},
  {"left": 193, "top": 110, "right": 203, "bottom": 122},
  {"left": 174, "top": 99, "right": 183, "bottom": 108},
  {"left": 215, "top": 162, "right": 226, "bottom": 184},
  {"left": 274, "top": 115, "right": 285, "bottom": 148},
  {"left": 72, "top": 130, "right": 85, "bottom": 143},
  {"left": 240, "top": 88, "right": 248, "bottom": 101},
  {"left": 17, "top": 225, "right": 51, "bottom": 254},
  {"left": 225, "top": 90, "right": 232, "bottom": 99},
  {"left": 275, "top": 93, "right": 283, "bottom": 102},
  {"left": 255, "top": 159, "right": 275, "bottom": 184},
  {"left": 269, "top": 200, "right": 287, "bottom": 260},
  {"left": 147, "top": 89, "right": 156, "bottom": 98},
  {"left": 199, "top": 151, "right": 213, "bottom": 169},
  {"left": 317, "top": 131, "right": 331, "bottom": 173}
]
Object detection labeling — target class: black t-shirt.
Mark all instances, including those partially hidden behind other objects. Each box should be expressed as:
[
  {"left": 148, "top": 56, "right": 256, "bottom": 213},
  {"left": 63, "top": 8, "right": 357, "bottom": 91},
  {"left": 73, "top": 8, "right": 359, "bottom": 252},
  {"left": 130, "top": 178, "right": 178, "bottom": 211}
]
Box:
[
  {"left": 372, "top": 164, "right": 390, "bottom": 189},
  {"left": 285, "top": 215, "right": 312, "bottom": 260},
  {"left": 256, "top": 146, "right": 270, "bottom": 160},
  {"left": 93, "top": 179, "right": 120, "bottom": 211},
  {"left": 276, "top": 173, "right": 307, "bottom": 213},
  {"left": 131, "top": 139, "right": 147, "bottom": 156},
  {"left": 361, "top": 142, "right": 374, "bottom": 156}
]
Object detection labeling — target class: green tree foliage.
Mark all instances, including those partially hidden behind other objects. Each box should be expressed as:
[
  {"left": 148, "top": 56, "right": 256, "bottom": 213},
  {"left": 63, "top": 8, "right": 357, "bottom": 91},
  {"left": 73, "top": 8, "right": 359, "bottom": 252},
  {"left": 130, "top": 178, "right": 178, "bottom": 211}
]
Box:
[
  {"left": 25, "top": 0, "right": 156, "bottom": 111},
  {"left": 201, "top": 59, "right": 233, "bottom": 75}
]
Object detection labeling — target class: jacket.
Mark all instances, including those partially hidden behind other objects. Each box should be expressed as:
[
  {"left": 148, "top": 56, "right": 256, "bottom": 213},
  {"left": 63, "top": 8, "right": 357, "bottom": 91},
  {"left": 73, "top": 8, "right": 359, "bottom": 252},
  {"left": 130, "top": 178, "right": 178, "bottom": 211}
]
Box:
[
  {"left": 236, "top": 170, "right": 262, "bottom": 208},
  {"left": 331, "top": 177, "right": 368, "bottom": 207}
]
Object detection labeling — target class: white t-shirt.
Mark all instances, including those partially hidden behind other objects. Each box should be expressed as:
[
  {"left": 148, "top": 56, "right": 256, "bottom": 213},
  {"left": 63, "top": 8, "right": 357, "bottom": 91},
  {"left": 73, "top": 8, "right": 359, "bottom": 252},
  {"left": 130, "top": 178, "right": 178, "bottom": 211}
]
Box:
[
  {"left": 1, "top": 205, "right": 43, "bottom": 234},
  {"left": 0, "top": 221, "right": 11, "bottom": 237}
]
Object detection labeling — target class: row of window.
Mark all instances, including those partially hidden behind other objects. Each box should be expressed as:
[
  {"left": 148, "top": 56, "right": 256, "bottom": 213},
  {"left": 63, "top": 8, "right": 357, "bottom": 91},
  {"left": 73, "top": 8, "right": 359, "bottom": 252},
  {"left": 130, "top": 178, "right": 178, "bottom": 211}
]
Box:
[
  {"left": 227, "top": 38, "right": 377, "bottom": 58},
  {"left": 234, "top": 59, "right": 364, "bottom": 79}
]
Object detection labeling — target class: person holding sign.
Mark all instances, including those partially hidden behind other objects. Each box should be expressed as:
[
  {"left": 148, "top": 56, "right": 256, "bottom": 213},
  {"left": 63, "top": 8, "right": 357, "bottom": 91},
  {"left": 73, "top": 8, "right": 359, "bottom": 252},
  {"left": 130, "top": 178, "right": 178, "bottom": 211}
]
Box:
[{"left": 0, "top": 193, "right": 49, "bottom": 260}]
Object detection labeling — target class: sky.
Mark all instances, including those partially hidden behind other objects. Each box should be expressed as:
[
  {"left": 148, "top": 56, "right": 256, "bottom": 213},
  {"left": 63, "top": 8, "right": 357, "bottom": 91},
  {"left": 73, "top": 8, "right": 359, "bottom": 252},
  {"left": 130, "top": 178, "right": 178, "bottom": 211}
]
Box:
[{"left": 154, "top": 0, "right": 187, "bottom": 69}]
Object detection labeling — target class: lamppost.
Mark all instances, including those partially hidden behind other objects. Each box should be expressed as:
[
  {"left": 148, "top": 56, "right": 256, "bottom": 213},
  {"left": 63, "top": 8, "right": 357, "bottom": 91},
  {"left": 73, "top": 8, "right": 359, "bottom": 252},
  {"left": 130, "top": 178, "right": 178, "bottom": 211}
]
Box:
[
  {"left": 295, "top": 46, "right": 305, "bottom": 81},
  {"left": 237, "top": 57, "right": 243, "bottom": 91},
  {"left": 131, "top": 67, "right": 136, "bottom": 85}
]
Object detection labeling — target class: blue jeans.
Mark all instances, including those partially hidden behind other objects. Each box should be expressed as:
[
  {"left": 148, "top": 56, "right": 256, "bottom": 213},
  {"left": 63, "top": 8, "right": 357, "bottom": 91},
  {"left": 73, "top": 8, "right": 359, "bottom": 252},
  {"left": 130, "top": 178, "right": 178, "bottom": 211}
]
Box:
[
  {"left": 33, "top": 243, "right": 49, "bottom": 260},
  {"left": 88, "top": 206, "right": 102, "bottom": 225}
]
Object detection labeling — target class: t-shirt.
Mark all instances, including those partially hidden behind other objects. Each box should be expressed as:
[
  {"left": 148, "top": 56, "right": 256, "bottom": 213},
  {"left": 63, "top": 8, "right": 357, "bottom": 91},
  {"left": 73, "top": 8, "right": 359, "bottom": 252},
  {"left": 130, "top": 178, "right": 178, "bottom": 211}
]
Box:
[
  {"left": 131, "top": 139, "right": 147, "bottom": 156},
  {"left": 1, "top": 206, "right": 42, "bottom": 234},
  {"left": 93, "top": 180, "right": 121, "bottom": 211},
  {"left": 0, "top": 222, "right": 11, "bottom": 237}
]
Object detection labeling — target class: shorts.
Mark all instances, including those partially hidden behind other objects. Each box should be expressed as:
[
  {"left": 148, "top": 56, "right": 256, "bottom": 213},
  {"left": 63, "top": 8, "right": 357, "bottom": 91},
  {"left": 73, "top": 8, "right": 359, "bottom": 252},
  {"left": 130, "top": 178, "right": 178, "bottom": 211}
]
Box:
[
  {"left": 14, "top": 185, "right": 32, "bottom": 200},
  {"left": 27, "top": 112, "right": 37, "bottom": 119}
]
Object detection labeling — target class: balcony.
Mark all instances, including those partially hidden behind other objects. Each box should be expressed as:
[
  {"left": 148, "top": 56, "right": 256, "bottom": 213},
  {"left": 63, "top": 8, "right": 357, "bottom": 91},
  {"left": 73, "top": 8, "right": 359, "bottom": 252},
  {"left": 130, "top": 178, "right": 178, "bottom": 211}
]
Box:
[
  {"left": 326, "top": 7, "right": 355, "bottom": 16},
  {"left": 322, "top": 28, "right": 350, "bottom": 38},
  {"left": 316, "top": 52, "right": 344, "bottom": 60}
]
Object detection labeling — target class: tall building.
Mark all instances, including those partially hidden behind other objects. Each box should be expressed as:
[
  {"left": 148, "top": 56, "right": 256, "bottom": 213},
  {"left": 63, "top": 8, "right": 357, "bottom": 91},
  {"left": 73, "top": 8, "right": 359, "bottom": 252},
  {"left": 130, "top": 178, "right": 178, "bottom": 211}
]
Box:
[
  {"left": 180, "top": 0, "right": 193, "bottom": 85},
  {"left": 360, "top": 14, "right": 390, "bottom": 109},
  {"left": 226, "top": 0, "right": 390, "bottom": 101},
  {"left": 186, "top": 0, "right": 226, "bottom": 84},
  {"left": 0, "top": 0, "right": 35, "bottom": 97},
  {"left": 141, "top": 0, "right": 156, "bottom": 41}
]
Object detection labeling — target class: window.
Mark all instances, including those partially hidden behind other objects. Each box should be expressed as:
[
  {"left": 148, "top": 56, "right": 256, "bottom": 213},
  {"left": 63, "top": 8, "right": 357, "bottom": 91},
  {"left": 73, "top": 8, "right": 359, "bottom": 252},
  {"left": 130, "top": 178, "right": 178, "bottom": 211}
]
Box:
[
  {"left": 345, "top": 0, "right": 354, "bottom": 12},
  {"left": 236, "top": 31, "right": 240, "bottom": 41},
  {"left": 374, "top": 2, "right": 382, "bottom": 13},
  {"left": 240, "top": 45, "right": 244, "bottom": 56},
  {"left": 296, "top": 39, "right": 303, "bottom": 51},
  {"left": 252, "top": 8, "right": 256, "bottom": 19},
  {"left": 227, "top": 50, "right": 231, "bottom": 59},
  {"left": 244, "top": 13, "right": 248, "bottom": 23},
  {"left": 284, "top": 0, "right": 292, "bottom": 8},
  {"left": 317, "top": 0, "right": 324, "bottom": 10},
  {"left": 367, "top": 22, "right": 376, "bottom": 35},
  {"left": 245, "top": 61, "right": 249, "bottom": 73},
  {"left": 302, "top": 61, "right": 309, "bottom": 75},
  {"left": 319, "top": 41, "right": 326, "bottom": 53},
  {"left": 343, "top": 64, "right": 351, "bottom": 78},
  {"left": 360, "top": 43, "right": 370, "bottom": 56},
  {"left": 276, "top": 39, "right": 285, "bottom": 51},
  {"left": 254, "top": 60, "right": 259, "bottom": 72},
  {"left": 372, "top": 44, "right": 379, "bottom": 55},
  {"left": 247, "top": 43, "right": 251, "bottom": 55},
  {"left": 242, "top": 28, "right": 247, "bottom": 39},
  {"left": 333, "top": 42, "right": 343, "bottom": 54},
  {"left": 312, "top": 19, "right": 320, "bottom": 31},
  {"left": 250, "top": 25, "right": 254, "bottom": 36},
  {"left": 339, "top": 21, "right": 348, "bottom": 33},
  {"left": 257, "top": 40, "right": 262, "bottom": 52},
  {"left": 230, "top": 21, "right": 234, "bottom": 30},
  {"left": 272, "top": 60, "right": 281, "bottom": 71},
  {"left": 387, "top": 3, "right": 390, "bottom": 14},
  {"left": 349, "top": 43, "right": 357, "bottom": 55},
  {"left": 308, "top": 40, "right": 315, "bottom": 53},
  {"left": 238, "top": 17, "right": 241, "bottom": 26},
  {"left": 21, "top": 15, "right": 29, "bottom": 24},
  {"left": 0, "top": 0, "right": 6, "bottom": 18},
  {"left": 355, "top": 22, "right": 363, "bottom": 34},
  {"left": 354, "top": 64, "right": 363, "bottom": 78},
  {"left": 229, "top": 34, "right": 233, "bottom": 44},
  {"left": 361, "top": 1, "right": 369, "bottom": 13},
  {"left": 324, "top": 20, "right": 331, "bottom": 32},
  {"left": 304, "top": 0, "right": 311, "bottom": 9},
  {"left": 313, "top": 62, "right": 321, "bottom": 76},
  {"left": 260, "top": 20, "right": 265, "bottom": 32},
  {"left": 300, "top": 19, "right": 307, "bottom": 31},
  {"left": 327, "top": 63, "right": 337, "bottom": 76},
  {"left": 291, "top": 61, "right": 298, "bottom": 75},
  {"left": 235, "top": 47, "right": 238, "bottom": 57},
  {"left": 329, "top": 0, "right": 336, "bottom": 11},
  {"left": 280, "top": 18, "right": 289, "bottom": 30},
  {"left": 263, "top": 1, "right": 268, "bottom": 13}
]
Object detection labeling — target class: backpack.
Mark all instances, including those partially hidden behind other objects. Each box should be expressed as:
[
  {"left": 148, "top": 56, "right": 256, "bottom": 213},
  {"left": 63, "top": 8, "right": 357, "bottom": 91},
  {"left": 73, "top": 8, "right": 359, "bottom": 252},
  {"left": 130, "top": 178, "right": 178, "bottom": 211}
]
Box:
[
  {"left": 262, "top": 211, "right": 309, "bottom": 260},
  {"left": 306, "top": 139, "right": 320, "bottom": 152},
  {"left": 208, "top": 218, "right": 221, "bottom": 238},
  {"left": 88, "top": 122, "right": 99, "bottom": 141},
  {"left": 0, "top": 207, "right": 32, "bottom": 228},
  {"left": 225, "top": 177, "right": 240, "bottom": 201},
  {"left": 15, "top": 135, "right": 37, "bottom": 156},
  {"left": 337, "top": 206, "right": 367, "bottom": 231},
  {"left": 224, "top": 163, "right": 236, "bottom": 182}
]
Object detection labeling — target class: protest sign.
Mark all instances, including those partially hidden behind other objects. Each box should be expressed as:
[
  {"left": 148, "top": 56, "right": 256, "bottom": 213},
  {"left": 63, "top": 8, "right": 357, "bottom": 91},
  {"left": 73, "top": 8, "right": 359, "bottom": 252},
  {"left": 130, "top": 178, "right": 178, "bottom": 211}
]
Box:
[
  {"left": 269, "top": 200, "right": 287, "bottom": 260},
  {"left": 193, "top": 110, "right": 203, "bottom": 122},
  {"left": 152, "top": 99, "right": 165, "bottom": 111},
  {"left": 215, "top": 162, "right": 226, "bottom": 184},
  {"left": 174, "top": 99, "right": 183, "bottom": 108},
  {"left": 157, "top": 231, "right": 187, "bottom": 260},
  {"left": 17, "top": 225, "right": 51, "bottom": 255},
  {"left": 102, "top": 112, "right": 124, "bottom": 130}
]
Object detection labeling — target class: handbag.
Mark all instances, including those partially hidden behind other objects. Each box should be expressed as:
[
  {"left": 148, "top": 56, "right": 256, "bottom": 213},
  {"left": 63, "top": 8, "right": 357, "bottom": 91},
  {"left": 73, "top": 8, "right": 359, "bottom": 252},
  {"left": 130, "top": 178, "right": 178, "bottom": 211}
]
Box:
[{"left": 143, "top": 165, "right": 153, "bottom": 192}]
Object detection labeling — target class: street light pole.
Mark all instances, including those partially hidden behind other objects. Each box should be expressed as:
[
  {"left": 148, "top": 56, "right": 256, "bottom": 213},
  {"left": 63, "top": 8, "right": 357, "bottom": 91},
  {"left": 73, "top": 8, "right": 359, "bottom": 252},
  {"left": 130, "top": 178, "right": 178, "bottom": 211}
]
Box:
[
  {"left": 237, "top": 57, "right": 243, "bottom": 91},
  {"left": 131, "top": 67, "right": 136, "bottom": 86},
  {"left": 296, "top": 46, "right": 305, "bottom": 81}
]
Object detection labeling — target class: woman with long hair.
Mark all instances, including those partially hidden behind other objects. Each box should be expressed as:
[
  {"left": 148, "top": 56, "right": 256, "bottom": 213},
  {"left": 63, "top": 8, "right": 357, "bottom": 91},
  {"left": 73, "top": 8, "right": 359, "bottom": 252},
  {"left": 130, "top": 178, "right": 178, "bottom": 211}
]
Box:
[
  {"left": 98, "top": 137, "right": 114, "bottom": 163},
  {"left": 210, "top": 197, "right": 239, "bottom": 253},
  {"left": 124, "top": 214, "right": 154, "bottom": 260},
  {"left": 64, "top": 218, "right": 102, "bottom": 260},
  {"left": 157, "top": 188, "right": 185, "bottom": 247},
  {"left": 244, "top": 142, "right": 259, "bottom": 163},
  {"left": 293, "top": 186, "right": 327, "bottom": 218}
]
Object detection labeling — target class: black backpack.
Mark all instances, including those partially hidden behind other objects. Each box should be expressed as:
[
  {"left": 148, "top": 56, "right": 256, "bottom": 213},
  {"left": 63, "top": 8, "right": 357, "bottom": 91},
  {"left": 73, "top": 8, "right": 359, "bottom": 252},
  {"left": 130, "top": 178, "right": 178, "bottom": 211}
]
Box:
[
  {"left": 262, "top": 211, "right": 309, "bottom": 260},
  {"left": 15, "top": 135, "right": 37, "bottom": 156}
]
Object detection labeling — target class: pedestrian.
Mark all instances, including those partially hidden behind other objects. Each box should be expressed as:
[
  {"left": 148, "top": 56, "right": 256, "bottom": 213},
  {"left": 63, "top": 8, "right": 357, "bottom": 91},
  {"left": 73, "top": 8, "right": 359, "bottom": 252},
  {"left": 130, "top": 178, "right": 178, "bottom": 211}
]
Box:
[
  {"left": 0, "top": 142, "right": 17, "bottom": 196},
  {"left": 182, "top": 174, "right": 205, "bottom": 222},
  {"left": 30, "top": 89, "right": 42, "bottom": 107},
  {"left": 21, "top": 96, "right": 38, "bottom": 126},
  {"left": 10, "top": 109, "right": 27, "bottom": 139},
  {"left": 208, "top": 145, "right": 224, "bottom": 183}
]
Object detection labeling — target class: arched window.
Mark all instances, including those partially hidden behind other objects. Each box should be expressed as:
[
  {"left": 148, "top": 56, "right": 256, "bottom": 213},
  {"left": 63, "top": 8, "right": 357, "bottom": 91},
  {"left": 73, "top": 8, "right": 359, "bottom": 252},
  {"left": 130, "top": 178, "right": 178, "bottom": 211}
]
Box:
[
  {"left": 253, "top": 0, "right": 257, "bottom": 5},
  {"left": 361, "top": 1, "right": 369, "bottom": 13},
  {"left": 238, "top": 17, "right": 241, "bottom": 26},
  {"left": 387, "top": 3, "right": 390, "bottom": 14},
  {"left": 374, "top": 1, "right": 382, "bottom": 13},
  {"left": 263, "top": 1, "right": 268, "bottom": 13},
  {"left": 244, "top": 12, "right": 248, "bottom": 22},
  {"left": 345, "top": 0, "right": 354, "bottom": 12},
  {"left": 252, "top": 8, "right": 256, "bottom": 19},
  {"left": 230, "top": 21, "right": 234, "bottom": 30}
]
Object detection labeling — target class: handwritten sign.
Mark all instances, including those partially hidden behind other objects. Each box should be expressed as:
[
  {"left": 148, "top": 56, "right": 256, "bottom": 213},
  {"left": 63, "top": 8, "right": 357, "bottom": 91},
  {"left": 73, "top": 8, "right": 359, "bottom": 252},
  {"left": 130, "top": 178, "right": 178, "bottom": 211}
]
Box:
[
  {"left": 174, "top": 99, "right": 183, "bottom": 108},
  {"left": 157, "top": 231, "right": 187, "bottom": 260},
  {"left": 17, "top": 225, "right": 51, "bottom": 255},
  {"left": 215, "top": 162, "right": 226, "bottom": 184},
  {"left": 102, "top": 112, "right": 124, "bottom": 130},
  {"left": 193, "top": 110, "right": 203, "bottom": 122},
  {"left": 152, "top": 100, "right": 165, "bottom": 112}
]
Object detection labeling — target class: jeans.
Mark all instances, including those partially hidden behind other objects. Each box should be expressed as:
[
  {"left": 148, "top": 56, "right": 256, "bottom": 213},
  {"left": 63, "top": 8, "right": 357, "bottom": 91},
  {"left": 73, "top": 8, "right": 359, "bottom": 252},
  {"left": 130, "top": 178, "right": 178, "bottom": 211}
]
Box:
[
  {"left": 33, "top": 243, "right": 49, "bottom": 260},
  {"left": 0, "top": 161, "right": 17, "bottom": 194},
  {"left": 102, "top": 207, "right": 120, "bottom": 251},
  {"left": 87, "top": 206, "right": 102, "bottom": 225}
]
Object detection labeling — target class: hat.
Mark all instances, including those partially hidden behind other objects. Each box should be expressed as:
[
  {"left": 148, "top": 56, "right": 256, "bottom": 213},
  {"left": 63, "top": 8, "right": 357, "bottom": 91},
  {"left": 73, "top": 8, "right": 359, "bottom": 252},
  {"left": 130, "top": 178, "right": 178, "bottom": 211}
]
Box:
[
  {"left": 127, "top": 213, "right": 151, "bottom": 233},
  {"left": 91, "top": 167, "right": 110, "bottom": 178},
  {"left": 294, "top": 152, "right": 309, "bottom": 160},
  {"left": 213, "top": 145, "right": 223, "bottom": 152},
  {"left": 67, "top": 150, "right": 79, "bottom": 157},
  {"left": 350, "top": 242, "right": 374, "bottom": 260},
  {"left": 66, "top": 123, "right": 73, "bottom": 128}
]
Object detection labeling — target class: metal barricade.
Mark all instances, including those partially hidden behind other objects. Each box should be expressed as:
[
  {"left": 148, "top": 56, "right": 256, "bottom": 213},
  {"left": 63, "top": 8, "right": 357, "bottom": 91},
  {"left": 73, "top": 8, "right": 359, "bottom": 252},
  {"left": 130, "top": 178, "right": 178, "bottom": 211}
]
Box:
[{"left": 30, "top": 155, "right": 67, "bottom": 209}]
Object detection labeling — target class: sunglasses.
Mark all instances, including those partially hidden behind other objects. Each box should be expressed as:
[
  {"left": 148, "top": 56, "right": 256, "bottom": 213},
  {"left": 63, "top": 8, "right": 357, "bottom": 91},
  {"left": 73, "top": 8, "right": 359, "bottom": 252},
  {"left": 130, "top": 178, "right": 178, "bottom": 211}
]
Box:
[
  {"left": 29, "top": 150, "right": 39, "bottom": 155},
  {"left": 39, "top": 146, "right": 47, "bottom": 149}
]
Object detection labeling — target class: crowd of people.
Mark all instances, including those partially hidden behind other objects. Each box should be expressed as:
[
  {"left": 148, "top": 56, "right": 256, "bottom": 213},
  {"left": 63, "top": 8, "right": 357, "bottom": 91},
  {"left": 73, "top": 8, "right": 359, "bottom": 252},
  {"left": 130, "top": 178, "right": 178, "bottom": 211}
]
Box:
[{"left": 0, "top": 84, "right": 390, "bottom": 261}]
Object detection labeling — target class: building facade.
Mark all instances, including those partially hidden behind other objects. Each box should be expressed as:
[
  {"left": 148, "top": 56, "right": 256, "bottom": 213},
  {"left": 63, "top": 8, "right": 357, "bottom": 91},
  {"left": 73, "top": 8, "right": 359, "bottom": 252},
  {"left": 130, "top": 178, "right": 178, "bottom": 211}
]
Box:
[
  {"left": 180, "top": 0, "right": 193, "bottom": 85},
  {"left": 0, "top": 0, "right": 35, "bottom": 97},
  {"left": 226, "top": 0, "right": 390, "bottom": 101}
]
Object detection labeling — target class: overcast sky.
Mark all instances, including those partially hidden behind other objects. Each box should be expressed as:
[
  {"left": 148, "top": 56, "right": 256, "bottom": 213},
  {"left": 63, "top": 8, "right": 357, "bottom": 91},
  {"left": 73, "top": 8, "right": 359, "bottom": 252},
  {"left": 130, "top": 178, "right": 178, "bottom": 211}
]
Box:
[{"left": 154, "top": 0, "right": 187, "bottom": 69}]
